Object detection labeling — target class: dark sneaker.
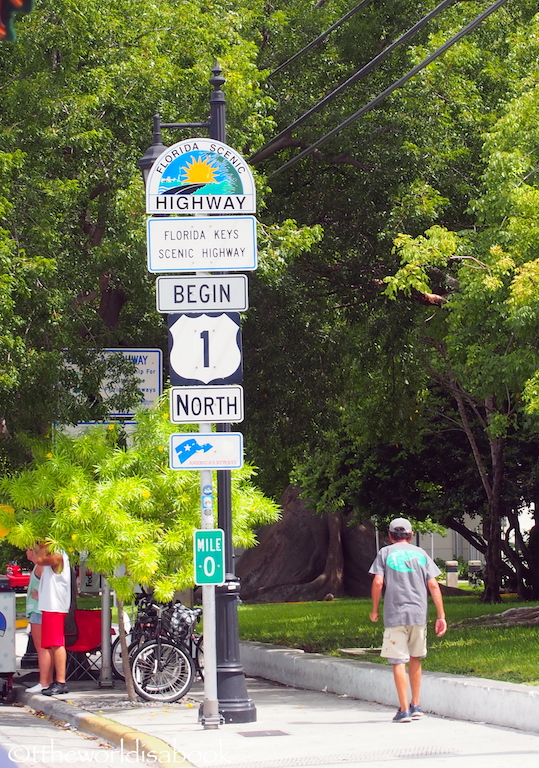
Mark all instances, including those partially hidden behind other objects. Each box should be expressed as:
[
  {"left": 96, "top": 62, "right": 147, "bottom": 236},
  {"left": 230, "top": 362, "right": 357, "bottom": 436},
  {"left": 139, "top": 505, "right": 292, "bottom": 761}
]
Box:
[
  {"left": 42, "top": 682, "right": 68, "bottom": 696},
  {"left": 410, "top": 705, "right": 423, "bottom": 719},
  {"left": 393, "top": 708, "right": 412, "bottom": 723}
]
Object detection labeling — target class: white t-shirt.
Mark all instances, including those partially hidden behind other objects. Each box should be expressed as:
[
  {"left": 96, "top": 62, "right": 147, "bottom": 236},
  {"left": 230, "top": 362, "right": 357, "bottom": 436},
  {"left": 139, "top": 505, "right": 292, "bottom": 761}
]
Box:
[{"left": 38, "top": 551, "right": 71, "bottom": 613}]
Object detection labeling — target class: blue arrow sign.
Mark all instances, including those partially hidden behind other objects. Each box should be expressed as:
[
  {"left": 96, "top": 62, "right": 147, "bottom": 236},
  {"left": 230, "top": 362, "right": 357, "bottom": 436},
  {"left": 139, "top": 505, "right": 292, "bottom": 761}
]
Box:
[{"left": 169, "top": 432, "right": 243, "bottom": 470}]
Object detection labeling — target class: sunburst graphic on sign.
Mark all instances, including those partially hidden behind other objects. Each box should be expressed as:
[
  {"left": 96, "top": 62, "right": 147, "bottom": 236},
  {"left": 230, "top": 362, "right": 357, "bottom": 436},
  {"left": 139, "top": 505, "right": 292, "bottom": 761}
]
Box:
[
  {"left": 181, "top": 156, "right": 219, "bottom": 185},
  {"left": 158, "top": 151, "right": 243, "bottom": 197}
]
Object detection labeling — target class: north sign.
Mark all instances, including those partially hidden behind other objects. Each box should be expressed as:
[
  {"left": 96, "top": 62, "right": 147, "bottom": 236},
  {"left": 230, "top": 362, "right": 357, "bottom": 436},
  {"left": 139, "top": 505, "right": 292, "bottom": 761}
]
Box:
[
  {"left": 170, "top": 385, "right": 244, "bottom": 424},
  {"left": 170, "top": 432, "right": 243, "bottom": 470},
  {"left": 168, "top": 312, "right": 242, "bottom": 386},
  {"left": 147, "top": 216, "right": 257, "bottom": 273},
  {"left": 145, "top": 138, "right": 256, "bottom": 215},
  {"left": 156, "top": 275, "right": 248, "bottom": 313}
]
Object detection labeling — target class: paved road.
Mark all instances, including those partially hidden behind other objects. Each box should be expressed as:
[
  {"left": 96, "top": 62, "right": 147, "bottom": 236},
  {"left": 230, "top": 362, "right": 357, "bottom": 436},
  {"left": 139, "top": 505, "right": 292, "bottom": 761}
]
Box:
[{"left": 0, "top": 701, "right": 150, "bottom": 768}]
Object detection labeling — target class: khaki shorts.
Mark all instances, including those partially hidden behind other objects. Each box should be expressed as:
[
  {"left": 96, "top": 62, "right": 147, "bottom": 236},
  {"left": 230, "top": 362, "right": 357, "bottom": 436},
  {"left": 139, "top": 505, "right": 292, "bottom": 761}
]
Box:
[{"left": 380, "top": 625, "right": 427, "bottom": 663}]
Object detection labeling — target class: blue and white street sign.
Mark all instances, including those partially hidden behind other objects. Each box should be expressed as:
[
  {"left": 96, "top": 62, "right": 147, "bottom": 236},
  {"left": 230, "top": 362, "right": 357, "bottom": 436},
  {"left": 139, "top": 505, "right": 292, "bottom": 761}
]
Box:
[
  {"left": 170, "top": 432, "right": 243, "bottom": 470},
  {"left": 99, "top": 348, "right": 162, "bottom": 417}
]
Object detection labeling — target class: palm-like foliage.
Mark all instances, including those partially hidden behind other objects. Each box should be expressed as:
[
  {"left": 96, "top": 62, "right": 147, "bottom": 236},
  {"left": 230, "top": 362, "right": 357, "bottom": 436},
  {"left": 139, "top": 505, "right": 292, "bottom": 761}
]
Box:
[{"left": 0, "top": 395, "right": 280, "bottom": 601}]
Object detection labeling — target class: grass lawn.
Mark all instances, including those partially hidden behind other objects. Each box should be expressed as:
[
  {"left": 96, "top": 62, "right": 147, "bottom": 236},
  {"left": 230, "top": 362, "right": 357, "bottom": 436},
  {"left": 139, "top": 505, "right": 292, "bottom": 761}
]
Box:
[{"left": 238, "top": 595, "right": 539, "bottom": 686}]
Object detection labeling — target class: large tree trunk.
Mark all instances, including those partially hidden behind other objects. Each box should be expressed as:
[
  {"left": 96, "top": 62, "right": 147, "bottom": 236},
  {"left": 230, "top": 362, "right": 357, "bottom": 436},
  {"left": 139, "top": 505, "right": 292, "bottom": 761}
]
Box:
[
  {"left": 236, "top": 486, "right": 376, "bottom": 602},
  {"left": 527, "top": 525, "right": 539, "bottom": 600},
  {"left": 481, "top": 435, "right": 504, "bottom": 603},
  {"left": 501, "top": 508, "right": 531, "bottom": 599},
  {"left": 452, "top": 385, "right": 505, "bottom": 602}
]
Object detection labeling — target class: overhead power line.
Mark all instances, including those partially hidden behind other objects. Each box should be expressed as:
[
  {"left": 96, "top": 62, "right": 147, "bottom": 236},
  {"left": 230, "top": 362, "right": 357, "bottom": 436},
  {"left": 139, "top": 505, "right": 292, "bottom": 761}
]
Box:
[
  {"left": 269, "top": 0, "right": 510, "bottom": 178},
  {"left": 252, "top": 0, "right": 458, "bottom": 163},
  {"left": 269, "top": 0, "right": 374, "bottom": 78}
]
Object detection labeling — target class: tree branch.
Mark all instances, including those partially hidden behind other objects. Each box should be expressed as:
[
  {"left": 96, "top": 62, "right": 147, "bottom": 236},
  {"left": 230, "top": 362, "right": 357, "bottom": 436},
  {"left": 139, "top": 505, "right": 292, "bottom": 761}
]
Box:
[{"left": 443, "top": 516, "right": 486, "bottom": 554}]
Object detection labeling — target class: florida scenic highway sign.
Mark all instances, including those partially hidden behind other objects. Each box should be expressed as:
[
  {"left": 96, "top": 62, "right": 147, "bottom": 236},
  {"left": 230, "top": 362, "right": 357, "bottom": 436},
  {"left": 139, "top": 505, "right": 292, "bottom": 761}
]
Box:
[{"left": 145, "top": 138, "right": 256, "bottom": 215}]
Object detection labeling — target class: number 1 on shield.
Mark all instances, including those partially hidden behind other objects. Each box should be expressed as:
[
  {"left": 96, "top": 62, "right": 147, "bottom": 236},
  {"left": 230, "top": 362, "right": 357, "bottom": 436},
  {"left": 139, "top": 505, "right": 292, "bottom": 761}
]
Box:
[{"left": 200, "top": 330, "right": 210, "bottom": 367}]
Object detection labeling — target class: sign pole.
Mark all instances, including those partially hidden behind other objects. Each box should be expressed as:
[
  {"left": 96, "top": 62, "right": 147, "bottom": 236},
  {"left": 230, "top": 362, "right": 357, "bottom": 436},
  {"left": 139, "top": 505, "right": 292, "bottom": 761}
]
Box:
[
  {"left": 141, "top": 63, "right": 256, "bottom": 725},
  {"left": 199, "top": 424, "right": 220, "bottom": 729},
  {"left": 210, "top": 64, "right": 257, "bottom": 724}
]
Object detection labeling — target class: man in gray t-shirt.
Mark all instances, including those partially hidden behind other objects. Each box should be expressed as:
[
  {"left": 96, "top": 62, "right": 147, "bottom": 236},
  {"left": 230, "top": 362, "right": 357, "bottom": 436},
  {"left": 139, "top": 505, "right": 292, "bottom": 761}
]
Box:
[{"left": 369, "top": 518, "right": 447, "bottom": 723}]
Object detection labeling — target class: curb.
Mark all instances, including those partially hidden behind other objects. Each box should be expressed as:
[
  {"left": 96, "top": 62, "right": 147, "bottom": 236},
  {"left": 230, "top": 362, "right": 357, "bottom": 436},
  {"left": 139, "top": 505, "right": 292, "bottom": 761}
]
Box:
[
  {"left": 14, "top": 687, "right": 194, "bottom": 767},
  {"left": 239, "top": 641, "right": 539, "bottom": 733}
]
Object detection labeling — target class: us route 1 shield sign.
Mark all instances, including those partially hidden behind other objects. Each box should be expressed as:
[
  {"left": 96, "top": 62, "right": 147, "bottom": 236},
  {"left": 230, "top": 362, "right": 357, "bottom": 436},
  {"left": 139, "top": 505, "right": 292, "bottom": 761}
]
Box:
[
  {"left": 168, "top": 312, "right": 242, "bottom": 386},
  {"left": 169, "top": 432, "right": 243, "bottom": 470}
]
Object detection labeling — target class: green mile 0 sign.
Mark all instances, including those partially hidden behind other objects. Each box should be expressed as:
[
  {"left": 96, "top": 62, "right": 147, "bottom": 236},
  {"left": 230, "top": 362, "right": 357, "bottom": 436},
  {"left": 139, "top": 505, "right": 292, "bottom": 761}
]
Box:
[{"left": 193, "top": 529, "right": 225, "bottom": 586}]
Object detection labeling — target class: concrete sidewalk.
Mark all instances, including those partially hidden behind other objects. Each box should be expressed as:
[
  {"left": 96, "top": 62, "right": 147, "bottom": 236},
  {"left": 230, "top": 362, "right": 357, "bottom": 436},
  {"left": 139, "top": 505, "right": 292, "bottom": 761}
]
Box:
[
  {"left": 11, "top": 639, "right": 539, "bottom": 768},
  {"left": 240, "top": 641, "right": 539, "bottom": 733}
]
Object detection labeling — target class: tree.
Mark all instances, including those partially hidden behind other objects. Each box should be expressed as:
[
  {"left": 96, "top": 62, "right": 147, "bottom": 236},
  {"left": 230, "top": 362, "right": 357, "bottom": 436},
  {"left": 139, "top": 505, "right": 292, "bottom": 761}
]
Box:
[
  {"left": 0, "top": 0, "right": 276, "bottom": 449},
  {"left": 379, "top": 42, "right": 539, "bottom": 596},
  {"left": 240, "top": 2, "right": 539, "bottom": 600},
  {"left": 0, "top": 397, "right": 280, "bottom": 601},
  {"left": 244, "top": 0, "right": 532, "bottom": 492},
  {"left": 0, "top": 393, "right": 280, "bottom": 692}
]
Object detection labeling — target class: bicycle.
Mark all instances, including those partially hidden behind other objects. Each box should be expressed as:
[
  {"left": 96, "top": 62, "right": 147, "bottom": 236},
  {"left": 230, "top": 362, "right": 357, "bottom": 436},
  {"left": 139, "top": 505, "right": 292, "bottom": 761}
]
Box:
[
  {"left": 112, "top": 595, "right": 203, "bottom": 700},
  {"left": 130, "top": 602, "right": 195, "bottom": 702},
  {"left": 112, "top": 594, "right": 203, "bottom": 678},
  {"left": 111, "top": 593, "right": 160, "bottom": 679}
]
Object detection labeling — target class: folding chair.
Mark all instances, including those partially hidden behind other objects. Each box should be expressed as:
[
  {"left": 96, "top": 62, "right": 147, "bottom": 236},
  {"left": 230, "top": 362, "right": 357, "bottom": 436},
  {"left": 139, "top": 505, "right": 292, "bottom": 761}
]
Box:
[{"left": 66, "top": 609, "right": 104, "bottom": 681}]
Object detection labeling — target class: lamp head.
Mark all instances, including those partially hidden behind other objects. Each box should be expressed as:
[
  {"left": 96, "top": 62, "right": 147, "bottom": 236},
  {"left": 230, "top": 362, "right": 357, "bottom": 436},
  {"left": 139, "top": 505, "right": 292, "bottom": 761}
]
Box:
[{"left": 139, "top": 113, "right": 167, "bottom": 186}]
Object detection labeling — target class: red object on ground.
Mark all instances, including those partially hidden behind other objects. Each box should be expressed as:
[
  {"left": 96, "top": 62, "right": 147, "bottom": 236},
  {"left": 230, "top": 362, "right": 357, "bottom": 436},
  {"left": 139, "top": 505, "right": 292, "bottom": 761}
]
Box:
[{"left": 5, "top": 563, "right": 30, "bottom": 589}]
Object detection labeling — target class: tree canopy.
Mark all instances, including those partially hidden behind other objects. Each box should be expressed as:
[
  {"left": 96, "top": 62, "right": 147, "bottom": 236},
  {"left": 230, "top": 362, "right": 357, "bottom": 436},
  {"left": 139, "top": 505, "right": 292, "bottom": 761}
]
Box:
[
  {"left": 4, "top": 0, "right": 539, "bottom": 600},
  {"left": 243, "top": 0, "right": 539, "bottom": 600},
  {"left": 0, "top": 397, "right": 280, "bottom": 601},
  {"left": 0, "top": 0, "right": 279, "bottom": 441}
]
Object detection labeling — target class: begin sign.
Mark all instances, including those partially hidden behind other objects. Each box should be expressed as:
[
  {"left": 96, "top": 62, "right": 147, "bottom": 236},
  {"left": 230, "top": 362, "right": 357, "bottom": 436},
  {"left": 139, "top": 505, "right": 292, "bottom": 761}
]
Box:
[{"left": 156, "top": 275, "right": 248, "bottom": 313}]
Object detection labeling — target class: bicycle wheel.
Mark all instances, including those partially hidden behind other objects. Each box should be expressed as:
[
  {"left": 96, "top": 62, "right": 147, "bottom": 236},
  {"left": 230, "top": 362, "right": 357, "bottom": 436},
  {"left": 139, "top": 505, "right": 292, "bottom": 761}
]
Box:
[
  {"left": 131, "top": 640, "right": 195, "bottom": 702},
  {"left": 112, "top": 635, "right": 142, "bottom": 680},
  {"left": 192, "top": 633, "right": 204, "bottom": 680},
  {"left": 112, "top": 635, "right": 129, "bottom": 680}
]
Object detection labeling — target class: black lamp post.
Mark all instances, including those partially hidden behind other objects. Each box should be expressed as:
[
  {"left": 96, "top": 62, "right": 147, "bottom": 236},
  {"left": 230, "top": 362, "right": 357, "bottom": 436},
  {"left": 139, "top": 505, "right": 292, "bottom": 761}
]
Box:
[
  {"left": 138, "top": 113, "right": 168, "bottom": 185},
  {"left": 139, "top": 64, "right": 256, "bottom": 724},
  {"left": 208, "top": 64, "right": 257, "bottom": 725}
]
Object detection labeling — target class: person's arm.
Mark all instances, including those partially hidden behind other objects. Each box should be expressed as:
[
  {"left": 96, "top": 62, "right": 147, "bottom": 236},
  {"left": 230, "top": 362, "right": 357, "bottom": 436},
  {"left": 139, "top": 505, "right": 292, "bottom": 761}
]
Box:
[
  {"left": 427, "top": 577, "right": 447, "bottom": 636},
  {"left": 34, "top": 544, "right": 63, "bottom": 571},
  {"left": 370, "top": 574, "right": 384, "bottom": 622},
  {"left": 26, "top": 547, "right": 43, "bottom": 577}
]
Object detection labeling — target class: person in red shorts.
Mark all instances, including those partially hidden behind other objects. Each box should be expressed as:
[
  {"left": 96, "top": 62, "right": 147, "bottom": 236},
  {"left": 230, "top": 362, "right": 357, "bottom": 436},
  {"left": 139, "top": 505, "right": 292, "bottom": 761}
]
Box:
[{"left": 35, "top": 542, "right": 71, "bottom": 696}]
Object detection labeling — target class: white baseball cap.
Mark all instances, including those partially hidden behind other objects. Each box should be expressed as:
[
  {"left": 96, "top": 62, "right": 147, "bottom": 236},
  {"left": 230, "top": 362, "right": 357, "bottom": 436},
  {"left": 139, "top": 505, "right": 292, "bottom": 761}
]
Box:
[{"left": 389, "top": 518, "right": 413, "bottom": 533}]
